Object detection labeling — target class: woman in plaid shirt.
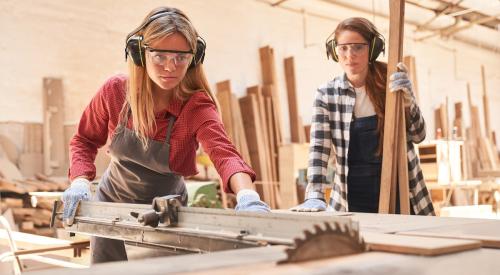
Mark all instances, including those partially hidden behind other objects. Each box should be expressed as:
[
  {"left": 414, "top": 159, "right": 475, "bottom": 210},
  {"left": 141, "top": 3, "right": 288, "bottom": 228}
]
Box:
[{"left": 292, "top": 17, "right": 434, "bottom": 215}]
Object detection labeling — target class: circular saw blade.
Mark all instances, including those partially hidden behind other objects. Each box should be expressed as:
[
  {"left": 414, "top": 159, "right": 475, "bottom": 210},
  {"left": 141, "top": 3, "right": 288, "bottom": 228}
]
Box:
[{"left": 279, "top": 221, "right": 366, "bottom": 264}]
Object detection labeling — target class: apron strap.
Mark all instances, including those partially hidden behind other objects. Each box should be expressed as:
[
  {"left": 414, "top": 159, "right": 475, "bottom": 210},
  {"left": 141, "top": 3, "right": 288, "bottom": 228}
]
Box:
[{"left": 165, "top": 116, "right": 175, "bottom": 144}]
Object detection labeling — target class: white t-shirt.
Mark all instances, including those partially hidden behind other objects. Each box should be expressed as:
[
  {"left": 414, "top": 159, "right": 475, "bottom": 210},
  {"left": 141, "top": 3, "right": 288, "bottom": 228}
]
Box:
[{"left": 353, "top": 86, "right": 376, "bottom": 118}]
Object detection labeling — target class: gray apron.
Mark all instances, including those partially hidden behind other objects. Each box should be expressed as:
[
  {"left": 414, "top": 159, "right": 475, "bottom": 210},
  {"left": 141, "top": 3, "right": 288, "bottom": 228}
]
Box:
[{"left": 91, "top": 104, "right": 187, "bottom": 264}]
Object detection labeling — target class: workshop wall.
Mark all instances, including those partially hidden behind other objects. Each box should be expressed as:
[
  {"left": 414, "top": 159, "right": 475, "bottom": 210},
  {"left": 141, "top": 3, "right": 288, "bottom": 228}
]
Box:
[{"left": 1, "top": 0, "right": 499, "bottom": 143}]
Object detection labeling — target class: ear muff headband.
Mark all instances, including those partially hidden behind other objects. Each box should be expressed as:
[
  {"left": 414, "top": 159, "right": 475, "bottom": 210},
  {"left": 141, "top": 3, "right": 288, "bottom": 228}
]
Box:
[
  {"left": 125, "top": 10, "right": 206, "bottom": 69},
  {"left": 326, "top": 33, "right": 385, "bottom": 63}
]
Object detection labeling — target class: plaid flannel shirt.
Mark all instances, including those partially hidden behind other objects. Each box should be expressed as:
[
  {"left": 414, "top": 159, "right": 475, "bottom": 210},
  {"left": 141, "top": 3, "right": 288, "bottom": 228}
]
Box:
[{"left": 305, "top": 74, "right": 435, "bottom": 215}]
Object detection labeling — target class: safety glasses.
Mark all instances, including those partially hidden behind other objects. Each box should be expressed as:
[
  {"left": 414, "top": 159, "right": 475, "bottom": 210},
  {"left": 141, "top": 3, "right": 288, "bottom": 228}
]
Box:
[
  {"left": 335, "top": 43, "right": 368, "bottom": 56},
  {"left": 145, "top": 47, "right": 194, "bottom": 67}
]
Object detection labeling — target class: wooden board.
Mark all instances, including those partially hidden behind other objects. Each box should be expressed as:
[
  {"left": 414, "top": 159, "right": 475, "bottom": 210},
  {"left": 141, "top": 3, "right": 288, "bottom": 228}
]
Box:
[
  {"left": 481, "top": 65, "right": 492, "bottom": 140},
  {"left": 215, "top": 81, "right": 235, "bottom": 143},
  {"left": 403, "top": 55, "right": 419, "bottom": 104},
  {"left": 247, "top": 86, "right": 272, "bottom": 180},
  {"left": 239, "top": 94, "right": 272, "bottom": 205},
  {"left": 263, "top": 85, "right": 280, "bottom": 181},
  {"left": 231, "top": 96, "right": 252, "bottom": 167},
  {"left": 284, "top": 57, "right": 303, "bottom": 143},
  {"left": 364, "top": 232, "right": 481, "bottom": 256},
  {"left": 397, "top": 220, "right": 500, "bottom": 248},
  {"left": 379, "top": 0, "right": 409, "bottom": 214},
  {"left": 24, "top": 123, "right": 43, "bottom": 154},
  {"left": 259, "top": 46, "right": 283, "bottom": 146},
  {"left": 43, "top": 78, "right": 65, "bottom": 176},
  {"left": 278, "top": 143, "right": 309, "bottom": 208}
]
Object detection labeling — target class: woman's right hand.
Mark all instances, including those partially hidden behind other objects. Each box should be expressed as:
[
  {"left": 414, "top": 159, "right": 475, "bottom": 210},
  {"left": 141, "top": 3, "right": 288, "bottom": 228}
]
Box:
[
  {"left": 290, "top": 198, "right": 327, "bottom": 212},
  {"left": 62, "top": 177, "right": 91, "bottom": 225}
]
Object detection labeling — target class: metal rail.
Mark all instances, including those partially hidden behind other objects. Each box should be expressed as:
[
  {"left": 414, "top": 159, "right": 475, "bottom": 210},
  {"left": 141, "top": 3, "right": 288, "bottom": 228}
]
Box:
[{"left": 60, "top": 200, "right": 358, "bottom": 254}]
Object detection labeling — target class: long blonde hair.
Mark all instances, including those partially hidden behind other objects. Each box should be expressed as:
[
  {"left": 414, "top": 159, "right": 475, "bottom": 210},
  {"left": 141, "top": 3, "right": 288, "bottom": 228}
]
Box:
[{"left": 126, "top": 7, "right": 219, "bottom": 147}]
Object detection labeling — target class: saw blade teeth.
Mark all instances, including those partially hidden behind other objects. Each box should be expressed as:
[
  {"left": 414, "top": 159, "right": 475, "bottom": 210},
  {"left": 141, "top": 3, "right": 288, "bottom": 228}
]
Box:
[
  {"left": 313, "top": 224, "right": 323, "bottom": 234},
  {"left": 324, "top": 222, "right": 334, "bottom": 232},
  {"left": 303, "top": 230, "right": 314, "bottom": 240},
  {"left": 281, "top": 221, "right": 367, "bottom": 264},
  {"left": 294, "top": 236, "right": 304, "bottom": 246}
]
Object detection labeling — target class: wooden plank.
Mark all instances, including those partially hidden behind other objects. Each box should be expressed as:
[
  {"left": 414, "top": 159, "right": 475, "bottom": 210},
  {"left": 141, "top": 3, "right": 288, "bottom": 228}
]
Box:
[
  {"left": 42, "top": 78, "right": 65, "bottom": 176},
  {"left": 284, "top": 56, "right": 303, "bottom": 143},
  {"left": 239, "top": 95, "right": 272, "bottom": 205},
  {"left": 364, "top": 232, "right": 481, "bottom": 256},
  {"left": 403, "top": 55, "right": 419, "bottom": 104},
  {"left": 481, "top": 65, "right": 492, "bottom": 140},
  {"left": 231, "top": 96, "right": 252, "bottom": 167},
  {"left": 397, "top": 220, "right": 500, "bottom": 248},
  {"left": 247, "top": 86, "right": 271, "bottom": 178},
  {"left": 246, "top": 86, "right": 275, "bottom": 206},
  {"left": 379, "top": 0, "right": 407, "bottom": 214},
  {"left": 278, "top": 143, "right": 309, "bottom": 208},
  {"left": 215, "top": 81, "right": 235, "bottom": 143},
  {"left": 304, "top": 124, "right": 311, "bottom": 143},
  {"left": 453, "top": 102, "right": 464, "bottom": 138},
  {"left": 397, "top": 96, "right": 410, "bottom": 214},
  {"left": 263, "top": 85, "right": 280, "bottom": 181},
  {"left": 259, "top": 46, "right": 283, "bottom": 146}
]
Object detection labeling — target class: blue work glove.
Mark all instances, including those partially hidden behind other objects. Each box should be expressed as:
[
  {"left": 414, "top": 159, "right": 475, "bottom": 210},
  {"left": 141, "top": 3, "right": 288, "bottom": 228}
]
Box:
[
  {"left": 62, "top": 177, "right": 91, "bottom": 225},
  {"left": 389, "top": 62, "right": 415, "bottom": 108},
  {"left": 235, "top": 189, "right": 270, "bottom": 213},
  {"left": 290, "top": 198, "right": 327, "bottom": 212}
]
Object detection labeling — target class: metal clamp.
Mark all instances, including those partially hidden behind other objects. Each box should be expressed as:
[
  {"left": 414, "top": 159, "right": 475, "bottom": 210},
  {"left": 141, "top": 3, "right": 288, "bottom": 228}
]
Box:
[{"left": 130, "top": 195, "right": 181, "bottom": 227}]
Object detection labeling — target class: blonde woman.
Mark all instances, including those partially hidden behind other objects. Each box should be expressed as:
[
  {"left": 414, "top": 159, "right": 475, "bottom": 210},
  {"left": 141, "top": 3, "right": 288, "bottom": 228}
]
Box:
[{"left": 62, "top": 7, "right": 269, "bottom": 263}]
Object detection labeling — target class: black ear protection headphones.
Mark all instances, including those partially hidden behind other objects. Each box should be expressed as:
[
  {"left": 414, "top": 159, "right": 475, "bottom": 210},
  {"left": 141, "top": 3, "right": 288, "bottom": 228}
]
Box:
[
  {"left": 325, "top": 31, "right": 385, "bottom": 63},
  {"left": 125, "top": 10, "right": 206, "bottom": 69}
]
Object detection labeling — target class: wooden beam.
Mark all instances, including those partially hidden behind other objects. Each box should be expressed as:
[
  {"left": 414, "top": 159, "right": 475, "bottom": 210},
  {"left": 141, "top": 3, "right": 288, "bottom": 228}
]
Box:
[{"left": 379, "top": 0, "right": 410, "bottom": 214}]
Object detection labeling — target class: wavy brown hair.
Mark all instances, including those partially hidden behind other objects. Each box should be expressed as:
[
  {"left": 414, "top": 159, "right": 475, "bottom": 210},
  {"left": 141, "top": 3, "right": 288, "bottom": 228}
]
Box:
[
  {"left": 126, "top": 7, "right": 219, "bottom": 147},
  {"left": 334, "top": 17, "right": 387, "bottom": 154}
]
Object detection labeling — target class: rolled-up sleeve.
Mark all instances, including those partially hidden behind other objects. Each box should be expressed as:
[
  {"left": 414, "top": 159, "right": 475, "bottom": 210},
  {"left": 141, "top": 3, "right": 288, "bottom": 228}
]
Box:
[{"left": 406, "top": 102, "right": 426, "bottom": 144}]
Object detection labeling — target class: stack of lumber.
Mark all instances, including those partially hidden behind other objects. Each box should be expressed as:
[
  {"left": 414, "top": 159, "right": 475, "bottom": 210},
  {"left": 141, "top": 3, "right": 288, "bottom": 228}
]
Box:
[
  {"left": 463, "top": 76, "right": 500, "bottom": 178},
  {"left": 215, "top": 46, "right": 313, "bottom": 209},
  {"left": 1, "top": 138, "right": 67, "bottom": 237}
]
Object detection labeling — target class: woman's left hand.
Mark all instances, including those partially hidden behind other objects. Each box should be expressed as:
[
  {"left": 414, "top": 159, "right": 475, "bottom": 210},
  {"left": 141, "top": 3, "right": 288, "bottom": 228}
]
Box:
[
  {"left": 235, "top": 189, "right": 271, "bottom": 212},
  {"left": 389, "top": 62, "right": 416, "bottom": 107}
]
